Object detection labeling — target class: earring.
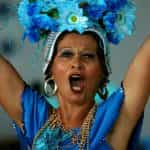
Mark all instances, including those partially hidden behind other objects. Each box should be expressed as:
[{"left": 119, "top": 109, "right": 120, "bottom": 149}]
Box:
[
  {"left": 44, "top": 78, "right": 58, "bottom": 96},
  {"left": 97, "top": 86, "right": 108, "bottom": 100}
]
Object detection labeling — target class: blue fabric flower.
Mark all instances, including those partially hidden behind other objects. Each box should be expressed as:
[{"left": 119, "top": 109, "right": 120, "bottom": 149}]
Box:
[
  {"left": 39, "top": 0, "right": 57, "bottom": 12},
  {"left": 18, "top": 0, "right": 42, "bottom": 42},
  {"left": 57, "top": 1, "right": 89, "bottom": 33},
  {"left": 77, "top": 0, "right": 106, "bottom": 5},
  {"left": 103, "top": 12, "right": 117, "bottom": 31},
  {"left": 18, "top": 0, "right": 136, "bottom": 45},
  {"left": 103, "top": 0, "right": 136, "bottom": 44},
  {"left": 32, "top": 15, "right": 58, "bottom": 31},
  {"left": 18, "top": 0, "right": 59, "bottom": 42},
  {"left": 18, "top": 0, "right": 31, "bottom": 28},
  {"left": 94, "top": 0, "right": 107, "bottom": 6},
  {"left": 27, "top": 2, "right": 41, "bottom": 16},
  {"left": 85, "top": 4, "right": 107, "bottom": 20},
  {"left": 24, "top": 28, "right": 40, "bottom": 43},
  {"left": 106, "top": 0, "right": 127, "bottom": 11}
]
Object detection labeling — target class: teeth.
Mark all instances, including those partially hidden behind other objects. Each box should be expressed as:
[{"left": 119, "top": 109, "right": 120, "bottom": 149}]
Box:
[
  {"left": 69, "top": 74, "right": 83, "bottom": 92},
  {"left": 72, "top": 75, "right": 80, "bottom": 77},
  {"left": 72, "top": 86, "right": 81, "bottom": 91},
  {"left": 71, "top": 75, "right": 81, "bottom": 80}
]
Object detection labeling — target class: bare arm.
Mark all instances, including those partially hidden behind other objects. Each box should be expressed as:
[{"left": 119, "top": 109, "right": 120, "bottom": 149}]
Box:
[
  {"left": 108, "top": 36, "right": 150, "bottom": 149},
  {"left": 0, "top": 55, "right": 25, "bottom": 126},
  {"left": 123, "top": 36, "right": 150, "bottom": 120}
]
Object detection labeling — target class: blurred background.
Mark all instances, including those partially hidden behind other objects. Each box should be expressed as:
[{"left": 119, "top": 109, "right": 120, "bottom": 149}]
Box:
[{"left": 0, "top": 0, "right": 150, "bottom": 149}]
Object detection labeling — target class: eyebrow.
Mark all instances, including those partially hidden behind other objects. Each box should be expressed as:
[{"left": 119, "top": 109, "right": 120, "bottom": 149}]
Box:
[
  {"left": 57, "top": 47, "right": 72, "bottom": 51},
  {"left": 58, "top": 47, "right": 98, "bottom": 52}
]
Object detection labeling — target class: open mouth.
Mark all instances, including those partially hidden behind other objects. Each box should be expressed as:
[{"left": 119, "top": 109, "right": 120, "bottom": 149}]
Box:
[{"left": 69, "top": 74, "right": 85, "bottom": 92}]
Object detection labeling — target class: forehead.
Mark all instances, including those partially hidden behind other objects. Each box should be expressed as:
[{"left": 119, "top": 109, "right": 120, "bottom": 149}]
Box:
[{"left": 57, "top": 32, "right": 99, "bottom": 51}]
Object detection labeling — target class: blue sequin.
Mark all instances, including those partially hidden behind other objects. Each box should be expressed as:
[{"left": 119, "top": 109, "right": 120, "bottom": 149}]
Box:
[{"left": 33, "top": 126, "right": 83, "bottom": 150}]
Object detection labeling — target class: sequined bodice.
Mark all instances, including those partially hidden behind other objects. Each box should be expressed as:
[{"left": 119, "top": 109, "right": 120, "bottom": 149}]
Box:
[{"left": 32, "top": 120, "right": 86, "bottom": 150}]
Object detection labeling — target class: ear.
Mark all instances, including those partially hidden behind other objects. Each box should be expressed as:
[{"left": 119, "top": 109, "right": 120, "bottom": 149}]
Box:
[
  {"left": 46, "top": 64, "right": 53, "bottom": 78},
  {"left": 44, "top": 72, "right": 53, "bottom": 81}
]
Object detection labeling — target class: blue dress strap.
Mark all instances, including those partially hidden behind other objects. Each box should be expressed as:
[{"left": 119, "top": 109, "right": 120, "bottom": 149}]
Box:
[
  {"left": 90, "top": 86, "right": 125, "bottom": 149},
  {"left": 14, "top": 85, "right": 49, "bottom": 149}
]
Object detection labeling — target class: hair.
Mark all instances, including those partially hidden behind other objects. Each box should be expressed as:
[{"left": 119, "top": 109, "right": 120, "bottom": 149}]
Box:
[{"left": 45, "top": 30, "right": 110, "bottom": 99}]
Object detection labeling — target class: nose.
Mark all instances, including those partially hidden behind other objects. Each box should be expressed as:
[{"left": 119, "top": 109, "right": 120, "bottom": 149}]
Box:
[{"left": 71, "top": 56, "right": 83, "bottom": 70}]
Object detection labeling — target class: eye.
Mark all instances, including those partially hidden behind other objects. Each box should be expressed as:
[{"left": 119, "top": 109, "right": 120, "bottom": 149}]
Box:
[
  {"left": 59, "top": 49, "right": 73, "bottom": 58},
  {"left": 82, "top": 52, "right": 96, "bottom": 59}
]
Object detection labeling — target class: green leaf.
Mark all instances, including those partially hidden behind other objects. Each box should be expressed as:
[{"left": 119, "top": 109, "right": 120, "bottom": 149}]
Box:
[
  {"left": 40, "top": 30, "right": 50, "bottom": 39},
  {"left": 41, "top": 8, "right": 59, "bottom": 19},
  {"left": 79, "top": 2, "right": 88, "bottom": 8},
  {"left": 47, "top": 8, "right": 59, "bottom": 19},
  {"left": 29, "top": 0, "right": 36, "bottom": 3}
]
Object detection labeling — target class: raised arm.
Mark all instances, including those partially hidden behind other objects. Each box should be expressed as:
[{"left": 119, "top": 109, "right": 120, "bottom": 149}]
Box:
[
  {"left": 0, "top": 55, "right": 25, "bottom": 126},
  {"left": 123, "top": 35, "right": 150, "bottom": 121},
  {"left": 108, "top": 36, "right": 150, "bottom": 149}
]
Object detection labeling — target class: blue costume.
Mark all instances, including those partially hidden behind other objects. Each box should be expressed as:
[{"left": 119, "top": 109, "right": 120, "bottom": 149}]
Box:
[
  {"left": 15, "top": 1, "right": 141, "bottom": 149},
  {"left": 14, "top": 85, "right": 143, "bottom": 150}
]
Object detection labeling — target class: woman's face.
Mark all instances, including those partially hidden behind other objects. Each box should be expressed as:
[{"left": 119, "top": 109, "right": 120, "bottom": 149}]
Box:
[{"left": 50, "top": 32, "right": 104, "bottom": 105}]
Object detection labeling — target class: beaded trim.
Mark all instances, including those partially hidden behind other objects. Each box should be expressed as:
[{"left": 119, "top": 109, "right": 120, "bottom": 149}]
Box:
[
  {"left": 49, "top": 104, "right": 97, "bottom": 150},
  {"left": 32, "top": 104, "right": 96, "bottom": 150}
]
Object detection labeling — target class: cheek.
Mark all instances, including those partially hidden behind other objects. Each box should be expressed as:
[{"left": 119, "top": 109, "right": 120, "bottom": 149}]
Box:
[
  {"left": 86, "top": 64, "right": 103, "bottom": 88},
  {"left": 51, "top": 61, "right": 69, "bottom": 85},
  {"left": 53, "top": 63, "right": 66, "bottom": 75},
  {"left": 86, "top": 63, "right": 102, "bottom": 79}
]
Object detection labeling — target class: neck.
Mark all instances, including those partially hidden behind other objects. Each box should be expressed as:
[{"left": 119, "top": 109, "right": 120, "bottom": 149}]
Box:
[{"left": 56, "top": 96, "right": 95, "bottom": 129}]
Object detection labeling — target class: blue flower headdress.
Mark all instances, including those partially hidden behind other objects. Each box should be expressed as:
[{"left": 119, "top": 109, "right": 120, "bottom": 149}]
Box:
[
  {"left": 18, "top": 0, "right": 136, "bottom": 44},
  {"left": 18, "top": 0, "right": 136, "bottom": 74}
]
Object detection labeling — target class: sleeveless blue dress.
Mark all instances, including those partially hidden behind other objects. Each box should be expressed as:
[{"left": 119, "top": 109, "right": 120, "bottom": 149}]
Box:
[{"left": 14, "top": 85, "right": 143, "bottom": 150}]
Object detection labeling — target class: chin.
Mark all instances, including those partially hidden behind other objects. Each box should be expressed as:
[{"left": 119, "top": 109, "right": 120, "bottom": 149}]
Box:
[
  {"left": 57, "top": 89, "right": 90, "bottom": 105},
  {"left": 67, "top": 93, "right": 88, "bottom": 105}
]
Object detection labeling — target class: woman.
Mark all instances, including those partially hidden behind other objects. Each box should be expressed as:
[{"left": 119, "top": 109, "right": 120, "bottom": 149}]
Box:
[{"left": 0, "top": 0, "right": 150, "bottom": 149}]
